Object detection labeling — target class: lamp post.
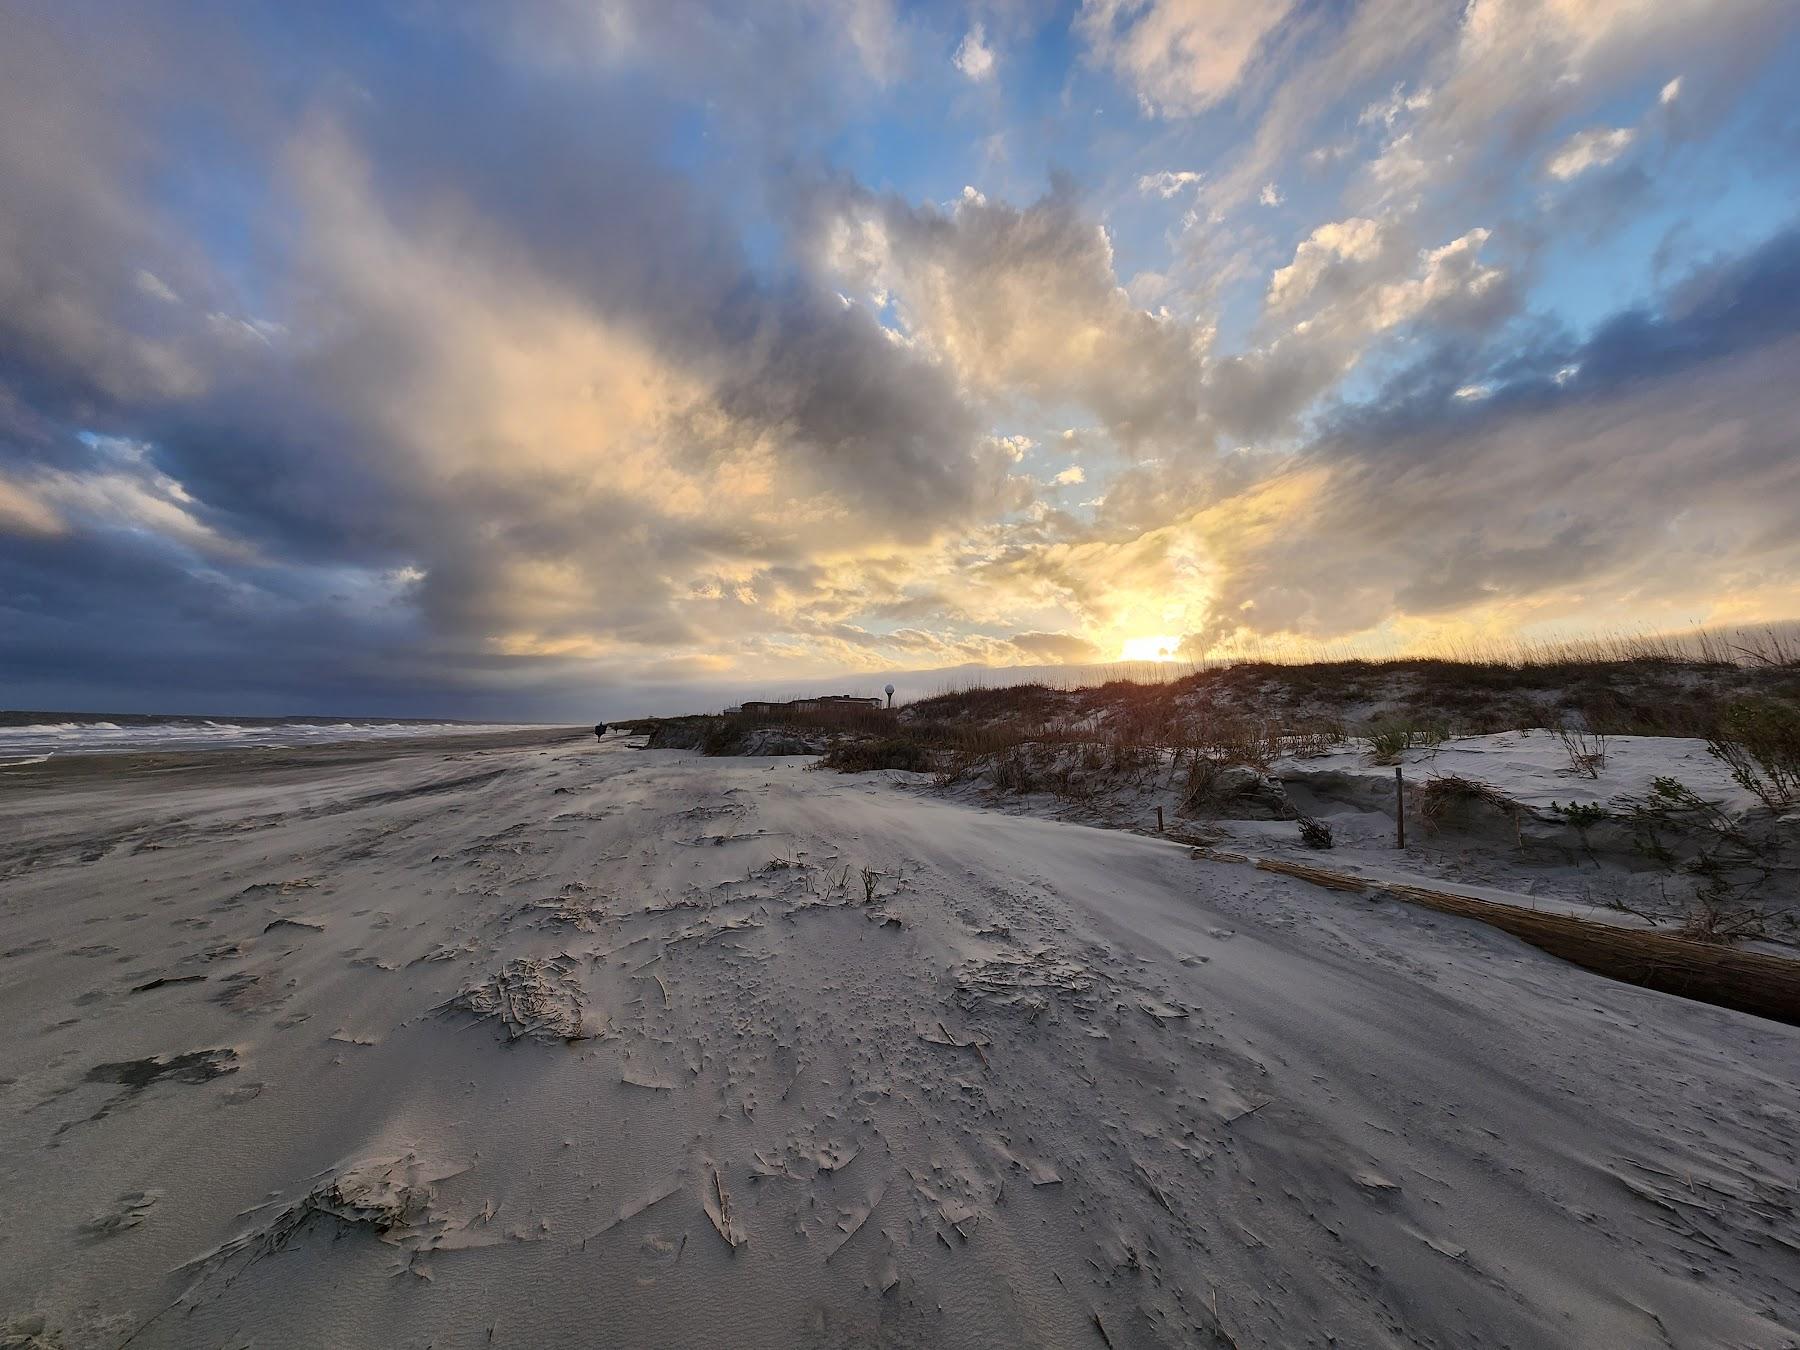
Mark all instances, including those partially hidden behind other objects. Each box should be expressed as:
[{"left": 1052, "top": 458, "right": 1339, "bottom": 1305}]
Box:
[{"left": 885, "top": 683, "right": 895, "bottom": 709}]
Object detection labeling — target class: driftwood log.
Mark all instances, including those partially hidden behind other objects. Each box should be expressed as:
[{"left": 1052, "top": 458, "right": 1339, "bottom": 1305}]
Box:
[{"left": 1190, "top": 850, "right": 1800, "bottom": 1027}]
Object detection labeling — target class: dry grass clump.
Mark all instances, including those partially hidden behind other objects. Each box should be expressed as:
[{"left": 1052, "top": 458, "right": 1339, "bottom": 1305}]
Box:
[
  {"left": 1178, "top": 756, "right": 1228, "bottom": 813},
  {"left": 1296, "top": 815, "right": 1334, "bottom": 849},
  {"left": 1176, "top": 716, "right": 1286, "bottom": 769},
  {"left": 1365, "top": 718, "right": 1447, "bottom": 765},
  {"left": 989, "top": 751, "right": 1038, "bottom": 794},
  {"left": 438, "top": 957, "right": 591, "bottom": 1042},
  {"left": 1556, "top": 726, "right": 1610, "bottom": 779},
  {"left": 1678, "top": 900, "right": 1779, "bottom": 945},
  {"left": 1285, "top": 718, "right": 1346, "bottom": 757},
  {"left": 1417, "top": 774, "right": 1521, "bottom": 835}
]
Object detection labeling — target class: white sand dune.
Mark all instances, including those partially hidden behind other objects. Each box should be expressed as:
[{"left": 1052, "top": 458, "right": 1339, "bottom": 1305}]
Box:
[{"left": 1, "top": 734, "right": 1796, "bottom": 1348}]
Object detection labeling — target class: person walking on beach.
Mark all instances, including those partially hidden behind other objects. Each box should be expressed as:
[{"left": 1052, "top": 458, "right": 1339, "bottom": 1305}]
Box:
[{"left": 593, "top": 723, "right": 606, "bottom": 741}]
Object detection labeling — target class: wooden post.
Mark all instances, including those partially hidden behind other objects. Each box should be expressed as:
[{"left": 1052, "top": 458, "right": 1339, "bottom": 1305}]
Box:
[
  {"left": 1395, "top": 766, "right": 1406, "bottom": 849},
  {"left": 1156, "top": 805, "right": 1165, "bottom": 833}
]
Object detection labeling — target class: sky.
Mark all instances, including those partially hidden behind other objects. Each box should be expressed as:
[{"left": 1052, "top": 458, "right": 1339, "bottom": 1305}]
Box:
[{"left": 3, "top": 1, "right": 1799, "bottom": 720}]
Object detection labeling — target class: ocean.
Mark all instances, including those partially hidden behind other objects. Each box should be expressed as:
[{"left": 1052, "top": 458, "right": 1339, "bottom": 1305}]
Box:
[{"left": 0, "top": 712, "right": 556, "bottom": 764}]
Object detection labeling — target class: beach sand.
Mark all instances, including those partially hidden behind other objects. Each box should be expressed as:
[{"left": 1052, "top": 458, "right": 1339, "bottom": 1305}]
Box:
[{"left": 2, "top": 733, "right": 1796, "bottom": 1348}]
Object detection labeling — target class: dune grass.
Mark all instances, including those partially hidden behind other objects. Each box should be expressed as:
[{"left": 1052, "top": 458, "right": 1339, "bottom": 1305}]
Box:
[{"left": 627, "top": 623, "right": 1799, "bottom": 790}]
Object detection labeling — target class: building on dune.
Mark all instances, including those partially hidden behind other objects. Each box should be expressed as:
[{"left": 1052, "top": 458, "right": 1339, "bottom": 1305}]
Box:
[{"left": 730, "top": 695, "right": 887, "bottom": 718}]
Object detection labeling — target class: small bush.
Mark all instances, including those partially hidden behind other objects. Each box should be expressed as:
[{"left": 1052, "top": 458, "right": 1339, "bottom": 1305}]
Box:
[
  {"left": 1708, "top": 697, "right": 1800, "bottom": 809},
  {"left": 991, "top": 752, "right": 1038, "bottom": 794},
  {"left": 819, "top": 738, "right": 932, "bottom": 773},
  {"left": 1615, "top": 776, "right": 1778, "bottom": 905},
  {"left": 1551, "top": 800, "right": 1611, "bottom": 830},
  {"left": 1556, "top": 726, "right": 1609, "bottom": 779},
  {"left": 1180, "top": 756, "right": 1227, "bottom": 814},
  {"left": 1105, "top": 735, "right": 1156, "bottom": 774},
  {"left": 1297, "top": 815, "right": 1334, "bottom": 849},
  {"left": 1186, "top": 717, "right": 1283, "bottom": 769}
]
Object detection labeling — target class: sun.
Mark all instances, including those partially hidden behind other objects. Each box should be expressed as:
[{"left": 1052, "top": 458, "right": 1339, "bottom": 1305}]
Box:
[{"left": 1118, "top": 634, "right": 1182, "bottom": 662}]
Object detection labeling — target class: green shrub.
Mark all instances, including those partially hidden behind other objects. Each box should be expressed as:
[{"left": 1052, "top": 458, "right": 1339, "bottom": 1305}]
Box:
[
  {"left": 1551, "top": 800, "right": 1611, "bottom": 829},
  {"left": 1708, "top": 697, "right": 1800, "bottom": 809},
  {"left": 1365, "top": 717, "right": 1446, "bottom": 765},
  {"left": 1615, "top": 776, "right": 1777, "bottom": 904}
]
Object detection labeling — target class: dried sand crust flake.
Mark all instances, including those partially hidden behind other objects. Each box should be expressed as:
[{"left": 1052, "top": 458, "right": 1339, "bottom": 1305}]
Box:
[
  {"left": 439, "top": 955, "right": 592, "bottom": 1041},
  {"left": 954, "top": 946, "right": 1098, "bottom": 1017},
  {"left": 162, "top": 1151, "right": 510, "bottom": 1317}
]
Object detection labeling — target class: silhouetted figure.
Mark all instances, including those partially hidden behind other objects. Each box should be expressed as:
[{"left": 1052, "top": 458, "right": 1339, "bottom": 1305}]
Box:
[{"left": 594, "top": 723, "right": 607, "bottom": 740}]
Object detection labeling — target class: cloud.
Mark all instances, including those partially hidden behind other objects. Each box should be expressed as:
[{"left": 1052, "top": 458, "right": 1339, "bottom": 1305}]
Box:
[
  {"left": 1137, "top": 169, "right": 1204, "bottom": 198},
  {"left": 0, "top": 8, "right": 1056, "bottom": 712},
  {"left": 1347, "top": 0, "right": 1795, "bottom": 215},
  {"left": 1202, "top": 218, "right": 1514, "bottom": 443},
  {"left": 16, "top": 436, "right": 252, "bottom": 560},
  {"left": 1360, "top": 82, "right": 1433, "bottom": 130},
  {"left": 3, "top": 1, "right": 1798, "bottom": 718},
  {"left": 953, "top": 23, "right": 995, "bottom": 80},
  {"left": 987, "top": 433, "right": 1035, "bottom": 461},
  {"left": 1006, "top": 630, "right": 1104, "bottom": 663},
  {"left": 135, "top": 270, "right": 180, "bottom": 304},
  {"left": 805, "top": 177, "right": 1207, "bottom": 449},
  {"left": 1546, "top": 126, "right": 1635, "bottom": 180},
  {"left": 1179, "top": 0, "right": 1455, "bottom": 211},
  {"left": 1258, "top": 181, "right": 1284, "bottom": 207},
  {"left": 484, "top": 0, "right": 905, "bottom": 101},
  {"left": 1263, "top": 221, "right": 1508, "bottom": 332},
  {"left": 1265, "top": 218, "right": 1388, "bottom": 312},
  {"left": 1184, "top": 225, "right": 1800, "bottom": 647},
  {"left": 1189, "top": 0, "right": 1793, "bottom": 219},
  {"left": 1078, "top": 0, "right": 1296, "bottom": 117},
  {"left": 0, "top": 476, "right": 65, "bottom": 537}
]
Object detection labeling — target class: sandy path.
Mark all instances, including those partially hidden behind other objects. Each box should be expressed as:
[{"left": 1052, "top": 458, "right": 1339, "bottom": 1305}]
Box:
[{"left": 1, "top": 738, "right": 1796, "bottom": 1348}]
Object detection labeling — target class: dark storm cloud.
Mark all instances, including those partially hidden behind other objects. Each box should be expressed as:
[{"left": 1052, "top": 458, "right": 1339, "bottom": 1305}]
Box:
[{"left": 0, "top": 3, "right": 1015, "bottom": 713}]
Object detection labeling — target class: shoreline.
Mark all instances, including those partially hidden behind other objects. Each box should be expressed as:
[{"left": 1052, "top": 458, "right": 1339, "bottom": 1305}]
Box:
[{"left": 0, "top": 725, "right": 588, "bottom": 787}]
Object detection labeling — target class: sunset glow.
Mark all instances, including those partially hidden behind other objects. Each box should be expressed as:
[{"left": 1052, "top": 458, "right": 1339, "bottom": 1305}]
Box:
[
  {"left": 1119, "top": 636, "right": 1183, "bottom": 663},
  {"left": 1, "top": 3, "right": 1796, "bottom": 718}
]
